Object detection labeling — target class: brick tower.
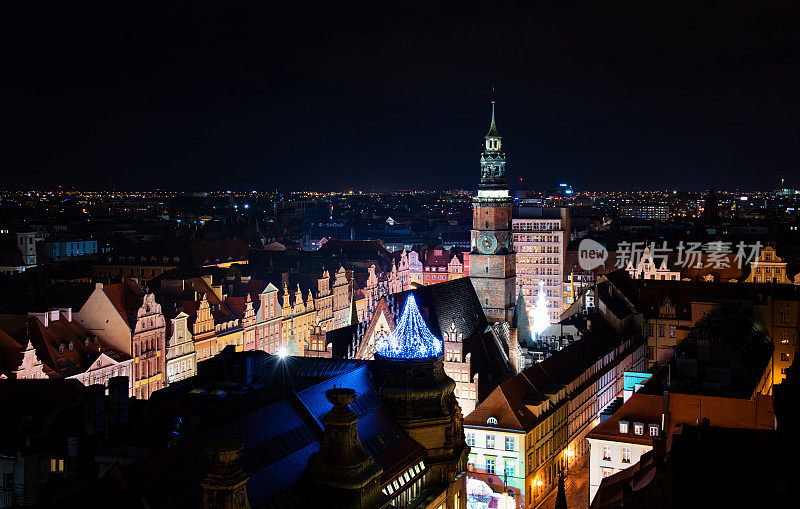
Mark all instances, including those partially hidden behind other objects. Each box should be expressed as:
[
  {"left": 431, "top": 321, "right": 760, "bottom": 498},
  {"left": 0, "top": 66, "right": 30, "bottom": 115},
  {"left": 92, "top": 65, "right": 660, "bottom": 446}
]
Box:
[{"left": 469, "top": 101, "right": 516, "bottom": 323}]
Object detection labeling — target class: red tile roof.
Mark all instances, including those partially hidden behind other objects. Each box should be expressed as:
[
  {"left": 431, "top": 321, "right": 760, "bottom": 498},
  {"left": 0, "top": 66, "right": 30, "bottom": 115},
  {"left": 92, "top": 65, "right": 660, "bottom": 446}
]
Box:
[{"left": 102, "top": 281, "right": 145, "bottom": 330}]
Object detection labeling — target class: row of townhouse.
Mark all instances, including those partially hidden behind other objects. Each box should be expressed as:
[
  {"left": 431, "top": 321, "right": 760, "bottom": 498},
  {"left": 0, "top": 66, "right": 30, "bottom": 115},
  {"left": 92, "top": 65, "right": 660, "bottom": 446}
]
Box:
[
  {"left": 407, "top": 246, "right": 470, "bottom": 286},
  {"left": 0, "top": 262, "right": 412, "bottom": 399}
]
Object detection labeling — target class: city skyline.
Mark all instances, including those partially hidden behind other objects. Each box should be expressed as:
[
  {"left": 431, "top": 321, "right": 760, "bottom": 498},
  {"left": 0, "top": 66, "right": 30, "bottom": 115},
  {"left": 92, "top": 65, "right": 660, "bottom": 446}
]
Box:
[{"left": 3, "top": 2, "right": 799, "bottom": 192}]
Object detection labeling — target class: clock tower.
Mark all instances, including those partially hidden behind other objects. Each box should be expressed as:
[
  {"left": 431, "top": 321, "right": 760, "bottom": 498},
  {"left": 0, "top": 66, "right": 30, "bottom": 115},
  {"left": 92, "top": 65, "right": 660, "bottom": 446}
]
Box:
[{"left": 470, "top": 101, "right": 516, "bottom": 323}]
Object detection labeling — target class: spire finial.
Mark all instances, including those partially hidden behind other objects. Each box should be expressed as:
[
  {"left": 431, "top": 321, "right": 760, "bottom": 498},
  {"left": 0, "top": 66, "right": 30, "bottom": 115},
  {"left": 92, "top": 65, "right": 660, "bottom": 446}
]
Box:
[{"left": 487, "top": 94, "right": 500, "bottom": 137}]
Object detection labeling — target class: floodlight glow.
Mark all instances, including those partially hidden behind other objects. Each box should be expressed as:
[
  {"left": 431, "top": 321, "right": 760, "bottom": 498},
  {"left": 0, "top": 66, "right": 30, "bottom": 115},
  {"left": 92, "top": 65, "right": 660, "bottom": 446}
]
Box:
[{"left": 277, "top": 346, "right": 288, "bottom": 359}]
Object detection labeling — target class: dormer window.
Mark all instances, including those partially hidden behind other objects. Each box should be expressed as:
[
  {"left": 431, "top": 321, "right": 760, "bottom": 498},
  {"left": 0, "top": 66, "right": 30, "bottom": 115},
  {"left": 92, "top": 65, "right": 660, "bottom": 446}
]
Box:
[
  {"left": 634, "top": 422, "right": 644, "bottom": 435},
  {"left": 649, "top": 424, "right": 660, "bottom": 437},
  {"left": 619, "top": 420, "right": 629, "bottom": 434},
  {"left": 487, "top": 416, "right": 498, "bottom": 425},
  {"left": 59, "top": 344, "right": 65, "bottom": 354},
  {"left": 68, "top": 342, "right": 74, "bottom": 351}
]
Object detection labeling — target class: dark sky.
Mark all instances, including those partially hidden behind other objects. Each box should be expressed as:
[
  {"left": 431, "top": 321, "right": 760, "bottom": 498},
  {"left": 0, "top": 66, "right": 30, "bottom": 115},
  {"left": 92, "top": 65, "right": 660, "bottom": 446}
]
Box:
[{"left": 3, "top": 1, "right": 799, "bottom": 192}]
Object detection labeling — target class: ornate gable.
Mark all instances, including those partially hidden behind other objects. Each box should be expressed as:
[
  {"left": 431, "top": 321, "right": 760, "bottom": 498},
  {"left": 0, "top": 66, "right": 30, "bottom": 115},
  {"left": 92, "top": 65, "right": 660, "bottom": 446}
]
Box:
[{"left": 354, "top": 296, "right": 396, "bottom": 360}]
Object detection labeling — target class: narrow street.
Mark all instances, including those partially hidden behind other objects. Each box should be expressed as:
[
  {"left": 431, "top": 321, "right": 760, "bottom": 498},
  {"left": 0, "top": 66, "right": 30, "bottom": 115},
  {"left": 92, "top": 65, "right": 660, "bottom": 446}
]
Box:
[{"left": 534, "top": 454, "right": 590, "bottom": 509}]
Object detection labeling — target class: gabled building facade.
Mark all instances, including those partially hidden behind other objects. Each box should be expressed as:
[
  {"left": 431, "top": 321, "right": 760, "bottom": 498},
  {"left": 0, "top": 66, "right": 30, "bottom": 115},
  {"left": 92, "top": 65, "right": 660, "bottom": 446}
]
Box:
[{"left": 165, "top": 311, "right": 196, "bottom": 384}]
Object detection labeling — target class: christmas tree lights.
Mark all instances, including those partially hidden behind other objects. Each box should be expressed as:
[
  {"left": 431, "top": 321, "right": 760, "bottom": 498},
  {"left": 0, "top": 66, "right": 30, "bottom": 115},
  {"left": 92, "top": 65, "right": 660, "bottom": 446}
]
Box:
[
  {"left": 531, "top": 280, "right": 550, "bottom": 338},
  {"left": 375, "top": 294, "right": 443, "bottom": 359}
]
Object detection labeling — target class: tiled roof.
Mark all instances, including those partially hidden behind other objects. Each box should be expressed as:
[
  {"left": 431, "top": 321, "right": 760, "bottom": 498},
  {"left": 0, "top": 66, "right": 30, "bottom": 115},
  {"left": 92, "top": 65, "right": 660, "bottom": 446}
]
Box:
[
  {"left": 102, "top": 281, "right": 144, "bottom": 329},
  {"left": 99, "top": 356, "right": 423, "bottom": 508},
  {"left": 587, "top": 393, "right": 664, "bottom": 446},
  {"left": 396, "top": 278, "right": 488, "bottom": 339},
  {"left": 11, "top": 314, "right": 131, "bottom": 378},
  {"left": 0, "top": 329, "right": 23, "bottom": 377}
]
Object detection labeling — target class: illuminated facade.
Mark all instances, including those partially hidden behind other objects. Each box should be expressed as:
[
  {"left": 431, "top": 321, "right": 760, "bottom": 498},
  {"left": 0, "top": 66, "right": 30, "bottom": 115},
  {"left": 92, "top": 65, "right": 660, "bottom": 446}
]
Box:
[
  {"left": 165, "top": 310, "right": 196, "bottom": 384},
  {"left": 132, "top": 293, "right": 166, "bottom": 399},
  {"left": 745, "top": 245, "right": 791, "bottom": 284},
  {"left": 513, "top": 207, "right": 569, "bottom": 323},
  {"left": 255, "top": 283, "right": 283, "bottom": 354},
  {"left": 470, "top": 102, "right": 517, "bottom": 323},
  {"left": 625, "top": 245, "right": 680, "bottom": 281}
]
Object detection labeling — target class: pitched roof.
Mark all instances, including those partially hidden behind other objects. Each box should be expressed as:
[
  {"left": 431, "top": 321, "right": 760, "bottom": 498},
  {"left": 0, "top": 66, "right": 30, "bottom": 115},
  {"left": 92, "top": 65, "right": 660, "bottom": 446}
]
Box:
[
  {"left": 11, "top": 314, "right": 130, "bottom": 378},
  {"left": 101, "top": 281, "right": 144, "bottom": 330},
  {"left": 587, "top": 393, "right": 664, "bottom": 446},
  {"left": 466, "top": 316, "right": 644, "bottom": 431}
]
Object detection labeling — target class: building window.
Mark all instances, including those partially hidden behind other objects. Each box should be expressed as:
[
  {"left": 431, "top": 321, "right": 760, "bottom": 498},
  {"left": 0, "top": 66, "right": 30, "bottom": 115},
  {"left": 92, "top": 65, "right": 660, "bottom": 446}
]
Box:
[
  {"left": 486, "top": 458, "right": 495, "bottom": 474},
  {"left": 505, "top": 437, "right": 515, "bottom": 451},
  {"left": 621, "top": 447, "right": 631, "bottom": 463},
  {"left": 619, "top": 421, "right": 629, "bottom": 434},
  {"left": 602, "top": 445, "right": 612, "bottom": 461},
  {"left": 781, "top": 353, "right": 790, "bottom": 362},
  {"left": 50, "top": 458, "right": 65, "bottom": 473},
  {"left": 486, "top": 435, "right": 495, "bottom": 449},
  {"left": 669, "top": 325, "right": 676, "bottom": 338},
  {"left": 504, "top": 461, "right": 515, "bottom": 478},
  {"left": 634, "top": 423, "right": 644, "bottom": 435},
  {"left": 466, "top": 433, "right": 475, "bottom": 447},
  {"left": 649, "top": 424, "right": 659, "bottom": 437},
  {"left": 602, "top": 467, "right": 614, "bottom": 478}
]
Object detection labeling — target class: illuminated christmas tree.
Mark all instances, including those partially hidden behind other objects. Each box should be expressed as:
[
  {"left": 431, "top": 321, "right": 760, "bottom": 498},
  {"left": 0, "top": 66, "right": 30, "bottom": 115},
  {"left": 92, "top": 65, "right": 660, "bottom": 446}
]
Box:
[
  {"left": 531, "top": 280, "right": 550, "bottom": 338},
  {"left": 376, "top": 294, "right": 442, "bottom": 359}
]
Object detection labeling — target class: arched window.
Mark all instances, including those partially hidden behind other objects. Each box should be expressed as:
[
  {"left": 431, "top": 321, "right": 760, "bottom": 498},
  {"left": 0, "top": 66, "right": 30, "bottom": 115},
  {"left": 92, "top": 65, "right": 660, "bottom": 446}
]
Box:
[{"left": 487, "top": 416, "right": 498, "bottom": 425}]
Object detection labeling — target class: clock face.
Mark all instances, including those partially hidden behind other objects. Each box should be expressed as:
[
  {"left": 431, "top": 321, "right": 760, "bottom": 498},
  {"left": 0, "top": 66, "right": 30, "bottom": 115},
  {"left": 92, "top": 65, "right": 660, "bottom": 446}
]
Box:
[{"left": 478, "top": 232, "right": 498, "bottom": 254}]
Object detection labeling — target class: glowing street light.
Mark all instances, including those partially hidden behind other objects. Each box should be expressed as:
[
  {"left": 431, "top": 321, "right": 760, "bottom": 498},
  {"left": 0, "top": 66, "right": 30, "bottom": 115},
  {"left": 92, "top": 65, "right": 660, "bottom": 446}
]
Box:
[{"left": 277, "top": 346, "right": 289, "bottom": 359}]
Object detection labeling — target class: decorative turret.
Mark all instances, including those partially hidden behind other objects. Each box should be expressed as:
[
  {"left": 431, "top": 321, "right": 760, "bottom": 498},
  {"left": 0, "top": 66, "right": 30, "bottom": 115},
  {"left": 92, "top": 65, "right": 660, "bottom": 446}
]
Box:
[
  {"left": 201, "top": 440, "right": 251, "bottom": 509},
  {"left": 306, "top": 388, "right": 385, "bottom": 508}
]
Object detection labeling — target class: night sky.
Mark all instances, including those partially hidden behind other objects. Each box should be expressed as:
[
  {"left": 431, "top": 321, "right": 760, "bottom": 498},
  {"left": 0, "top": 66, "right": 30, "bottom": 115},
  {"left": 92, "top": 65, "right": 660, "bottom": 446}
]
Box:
[{"left": 3, "top": 1, "right": 799, "bottom": 192}]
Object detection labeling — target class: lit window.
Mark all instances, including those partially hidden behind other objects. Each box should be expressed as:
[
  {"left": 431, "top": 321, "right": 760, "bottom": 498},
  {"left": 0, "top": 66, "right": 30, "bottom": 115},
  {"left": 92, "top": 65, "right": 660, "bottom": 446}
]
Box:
[
  {"left": 50, "top": 458, "right": 64, "bottom": 473},
  {"left": 619, "top": 421, "right": 629, "bottom": 434},
  {"left": 621, "top": 447, "right": 631, "bottom": 463},
  {"left": 602, "top": 445, "right": 612, "bottom": 461},
  {"left": 649, "top": 425, "right": 659, "bottom": 437},
  {"left": 487, "top": 416, "right": 498, "bottom": 425},
  {"left": 634, "top": 423, "right": 644, "bottom": 435},
  {"left": 602, "top": 467, "right": 614, "bottom": 478}
]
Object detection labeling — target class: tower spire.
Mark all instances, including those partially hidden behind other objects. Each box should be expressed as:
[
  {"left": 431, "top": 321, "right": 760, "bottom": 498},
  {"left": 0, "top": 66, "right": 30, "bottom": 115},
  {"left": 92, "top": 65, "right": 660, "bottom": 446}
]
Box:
[{"left": 487, "top": 100, "right": 499, "bottom": 137}]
